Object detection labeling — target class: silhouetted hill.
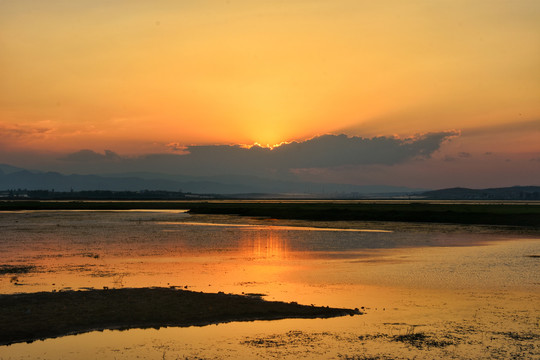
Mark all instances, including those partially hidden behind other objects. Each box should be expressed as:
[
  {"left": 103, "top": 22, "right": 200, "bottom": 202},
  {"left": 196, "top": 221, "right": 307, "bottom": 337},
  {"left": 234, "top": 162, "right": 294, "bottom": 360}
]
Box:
[{"left": 421, "top": 186, "right": 540, "bottom": 200}]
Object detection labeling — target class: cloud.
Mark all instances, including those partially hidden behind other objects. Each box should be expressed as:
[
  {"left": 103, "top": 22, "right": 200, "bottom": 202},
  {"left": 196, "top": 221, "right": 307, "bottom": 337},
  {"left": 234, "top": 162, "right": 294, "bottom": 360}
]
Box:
[
  {"left": 257, "top": 131, "right": 457, "bottom": 168},
  {"left": 51, "top": 132, "right": 458, "bottom": 177},
  {"left": 0, "top": 122, "right": 52, "bottom": 138},
  {"left": 443, "top": 155, "right": 457, "bottom": 162},
  {"left": 6, "top": 131, "right": 539, "bottom": 189},
  {"left": 166, "top": 142, "right": 188, "bottom": 153},
  {"left": 60, "top": 149, "right": 121, "bottom": 162},
  {"left": 458, "top": 152, "right": 471, "bottom": 158}
]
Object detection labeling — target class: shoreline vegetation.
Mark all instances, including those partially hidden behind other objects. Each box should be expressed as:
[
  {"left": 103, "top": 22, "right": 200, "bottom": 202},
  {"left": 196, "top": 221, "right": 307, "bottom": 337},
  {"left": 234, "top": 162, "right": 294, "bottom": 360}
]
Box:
[
  {"left": 1, "top": 200, "right": 540, "bottom": 227},
  {"left": 0, "top": 287, "right": 361, "bottom": 346}
]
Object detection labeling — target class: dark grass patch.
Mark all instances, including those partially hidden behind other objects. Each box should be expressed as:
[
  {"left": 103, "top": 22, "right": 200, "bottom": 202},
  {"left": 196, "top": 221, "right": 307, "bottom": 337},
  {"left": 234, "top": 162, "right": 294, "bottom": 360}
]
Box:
[
  {"left": 357, "top": 333, "right": 389, "bottom": 341},
  {"left": 242, "top": 292, "right": 267, "bottom": 299},
  {"left": 186, "top": 202, "right": 540, "bottom": 227},
  {"left": 392, "top": 332, "right": 454, "bottom": 348},
  {"left": 80, "top": 252, "right": 100, "bottom": 259},
  {"left": 0, "top": 287, "right": 361, "bottom": 345},
  {"left": 242, "top": 330, "right": 324, "bottom": 348},
  {"left": 339, "top": 356, "right": 395, "bottom": 360},
  {"left": 497, "top": 332, "right": 539, "bottom": 341},
  {"left": 0, "top": 265, "right": 35, "bottom": 275}
]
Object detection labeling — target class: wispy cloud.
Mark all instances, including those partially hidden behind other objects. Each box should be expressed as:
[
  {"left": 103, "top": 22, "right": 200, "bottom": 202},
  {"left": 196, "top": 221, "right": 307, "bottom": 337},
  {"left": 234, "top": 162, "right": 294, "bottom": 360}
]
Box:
[{"left": 0, "top": 122, "right": 53, "bottom": 139}]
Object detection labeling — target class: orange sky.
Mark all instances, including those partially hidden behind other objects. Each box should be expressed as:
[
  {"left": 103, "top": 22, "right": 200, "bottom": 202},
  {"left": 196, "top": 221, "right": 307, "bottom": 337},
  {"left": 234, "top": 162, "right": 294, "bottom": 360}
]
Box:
[
  {"left": 1, "top": 1, "right": 539, "bottom": 152},
  {"left": 1, "top": 1, "right": 539, "bottom": 188}
]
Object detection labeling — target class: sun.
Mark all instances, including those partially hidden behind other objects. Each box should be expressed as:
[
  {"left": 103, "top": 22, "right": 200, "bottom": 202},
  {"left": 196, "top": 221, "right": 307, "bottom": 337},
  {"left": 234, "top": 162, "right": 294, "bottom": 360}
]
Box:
[{"left": 252, "top": 129, "right": 284, "bottom": 148}]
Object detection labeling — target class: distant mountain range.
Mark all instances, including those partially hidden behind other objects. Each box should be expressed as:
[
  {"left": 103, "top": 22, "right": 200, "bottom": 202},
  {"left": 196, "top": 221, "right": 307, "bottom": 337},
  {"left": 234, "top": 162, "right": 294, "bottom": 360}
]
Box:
[
  {"left": 0, "top": 164, "right": 421, "bottom": 196},
  {"left": 2, "top": 164, "right": 538, "bottom": 200},
  {"left": 420, "top": 186, "right": 540, "bottom": 200}
]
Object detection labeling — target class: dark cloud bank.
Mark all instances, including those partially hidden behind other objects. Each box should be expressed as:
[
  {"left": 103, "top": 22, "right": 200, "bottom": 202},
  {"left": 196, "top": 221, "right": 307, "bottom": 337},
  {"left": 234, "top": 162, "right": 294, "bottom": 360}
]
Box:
[
  {"left": 60, "top": 132, "right": 457, "bottom": 177},
  {"left": 1, "top": 133, "right": 458, "bottom": 193}
]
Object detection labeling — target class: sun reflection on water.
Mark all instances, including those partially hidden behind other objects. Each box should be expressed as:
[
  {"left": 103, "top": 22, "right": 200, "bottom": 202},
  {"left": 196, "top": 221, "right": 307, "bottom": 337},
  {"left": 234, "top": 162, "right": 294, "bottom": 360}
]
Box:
[{"left": 238, "top": 229, "right": 291, "bottom": 261}]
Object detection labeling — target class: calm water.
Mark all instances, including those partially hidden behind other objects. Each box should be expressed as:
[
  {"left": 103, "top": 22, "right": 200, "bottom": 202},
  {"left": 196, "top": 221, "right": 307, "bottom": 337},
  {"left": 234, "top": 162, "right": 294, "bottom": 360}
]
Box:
[{"left": 0, "top": 210, "right": 538, "bottom": 359}]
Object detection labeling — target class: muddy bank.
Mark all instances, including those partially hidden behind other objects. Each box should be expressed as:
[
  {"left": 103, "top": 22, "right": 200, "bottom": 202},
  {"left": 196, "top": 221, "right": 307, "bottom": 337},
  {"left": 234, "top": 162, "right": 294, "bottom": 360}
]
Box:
[{"left": 0, "top": 287, "right": 361, "bottom": 345}]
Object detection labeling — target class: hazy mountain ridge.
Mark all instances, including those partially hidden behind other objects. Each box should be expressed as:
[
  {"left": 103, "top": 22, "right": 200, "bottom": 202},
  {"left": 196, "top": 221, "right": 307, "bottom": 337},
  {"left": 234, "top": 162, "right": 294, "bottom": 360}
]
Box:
[
  {"left": 2, "top": 165, "right": 539, "bottom": 199},
  {"left": 0, "top": 164, "right": 27, "bottom": 174},
  {"left": 0, "top": 164, "right": 422, "bottom": 196}
]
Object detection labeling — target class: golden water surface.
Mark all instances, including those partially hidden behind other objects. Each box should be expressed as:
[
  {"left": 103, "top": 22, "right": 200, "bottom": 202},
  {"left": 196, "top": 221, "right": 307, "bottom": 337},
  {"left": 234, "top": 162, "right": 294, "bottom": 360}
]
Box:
[{"left": 0, "top": 210, "right": 538, "bottom": 359}]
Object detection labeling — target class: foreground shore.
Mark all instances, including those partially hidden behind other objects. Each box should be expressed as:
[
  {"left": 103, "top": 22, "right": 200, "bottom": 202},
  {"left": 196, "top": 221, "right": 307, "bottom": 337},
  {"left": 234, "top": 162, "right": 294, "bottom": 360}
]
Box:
[{"left": 0, "top": 287, "right": 360, "bottom": 346}]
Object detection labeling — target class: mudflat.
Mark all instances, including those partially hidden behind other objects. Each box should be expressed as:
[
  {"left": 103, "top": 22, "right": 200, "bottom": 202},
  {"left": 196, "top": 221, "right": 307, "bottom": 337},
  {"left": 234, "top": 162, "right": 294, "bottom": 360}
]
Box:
[{"left": 0, "top": 287, "right": 360, "bottom": 345}]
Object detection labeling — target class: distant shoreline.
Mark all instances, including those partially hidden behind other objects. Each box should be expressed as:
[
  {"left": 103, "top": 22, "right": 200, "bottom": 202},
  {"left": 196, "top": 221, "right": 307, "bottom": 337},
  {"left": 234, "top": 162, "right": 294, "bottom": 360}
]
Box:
[
  {"left": 1, "top": 200, "right": 540, "bottom": 227},
  {"left": 0, "top": 288, "right": 360, "bottom": 346}
]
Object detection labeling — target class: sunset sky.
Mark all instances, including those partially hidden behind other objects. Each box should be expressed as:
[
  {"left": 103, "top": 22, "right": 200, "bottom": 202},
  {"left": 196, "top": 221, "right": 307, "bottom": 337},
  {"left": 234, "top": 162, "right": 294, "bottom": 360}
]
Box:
[{"left": 1, "top": 1, "right": 539, "bottom": 189}]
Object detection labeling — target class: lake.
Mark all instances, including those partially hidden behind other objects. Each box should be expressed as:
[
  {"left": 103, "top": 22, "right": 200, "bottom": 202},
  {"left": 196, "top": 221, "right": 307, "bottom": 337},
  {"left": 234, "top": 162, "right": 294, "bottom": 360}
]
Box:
[{"left": 0, "top": 210, "right": 538, "bottom": 359}]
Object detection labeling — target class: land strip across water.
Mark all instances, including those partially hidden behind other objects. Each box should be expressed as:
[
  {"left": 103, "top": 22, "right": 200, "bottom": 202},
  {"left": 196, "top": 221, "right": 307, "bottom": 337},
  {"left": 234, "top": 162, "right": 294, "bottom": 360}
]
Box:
[{"left": 1, "top": 200, "right": 540, "bottom": 227}]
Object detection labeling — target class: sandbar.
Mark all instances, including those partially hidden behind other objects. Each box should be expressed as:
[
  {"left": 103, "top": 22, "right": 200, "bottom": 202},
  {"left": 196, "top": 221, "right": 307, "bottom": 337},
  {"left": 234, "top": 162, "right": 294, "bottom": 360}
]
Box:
[{"left": 0, "top": 287, "right": 361, "bottom": 346}]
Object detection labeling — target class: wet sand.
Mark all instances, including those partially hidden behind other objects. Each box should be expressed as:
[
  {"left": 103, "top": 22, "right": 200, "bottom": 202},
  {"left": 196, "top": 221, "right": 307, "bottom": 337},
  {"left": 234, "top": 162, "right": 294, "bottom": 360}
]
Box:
[{"left": 0, "top": 287, "right": 360, "bottom": 346}]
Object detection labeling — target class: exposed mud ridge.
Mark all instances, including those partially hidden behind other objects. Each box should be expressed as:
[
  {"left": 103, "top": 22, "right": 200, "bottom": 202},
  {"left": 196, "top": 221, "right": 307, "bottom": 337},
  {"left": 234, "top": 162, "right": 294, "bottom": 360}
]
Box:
[{"left": 0, "top": 287, "right": 361, "bottom": 345}]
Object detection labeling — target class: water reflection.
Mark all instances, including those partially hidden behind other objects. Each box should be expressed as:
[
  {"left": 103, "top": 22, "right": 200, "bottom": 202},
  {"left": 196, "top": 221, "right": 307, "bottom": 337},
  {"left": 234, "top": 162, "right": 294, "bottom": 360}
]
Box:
[
  {"left": 239, "top": 229, "right": 290, "bottom": 261},
  {"left": 1, "top": 210, "right": 534, "bottom": 295}
]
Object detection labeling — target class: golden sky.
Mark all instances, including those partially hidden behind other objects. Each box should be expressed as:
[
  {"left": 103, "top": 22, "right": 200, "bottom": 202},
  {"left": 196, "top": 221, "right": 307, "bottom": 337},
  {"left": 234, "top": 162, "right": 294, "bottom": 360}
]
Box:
[
  {"left": 1, "top": 1, "right": 540, "bottom": 189},
  {"left": 1, "top": 0, "right": 539, "bottom": 154}
]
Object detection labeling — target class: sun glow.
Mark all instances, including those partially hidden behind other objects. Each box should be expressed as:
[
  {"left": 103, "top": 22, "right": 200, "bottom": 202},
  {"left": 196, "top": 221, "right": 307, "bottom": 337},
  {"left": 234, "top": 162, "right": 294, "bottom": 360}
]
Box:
[{"left": 247, "top": 141, "right": 293, "bottom": 150}]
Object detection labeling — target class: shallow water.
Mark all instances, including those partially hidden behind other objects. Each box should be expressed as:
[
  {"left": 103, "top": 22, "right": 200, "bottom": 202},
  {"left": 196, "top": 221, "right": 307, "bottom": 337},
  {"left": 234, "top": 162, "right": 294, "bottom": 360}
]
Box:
[{"left": 0, "top": 210, "right": 538, "bottom": 359}]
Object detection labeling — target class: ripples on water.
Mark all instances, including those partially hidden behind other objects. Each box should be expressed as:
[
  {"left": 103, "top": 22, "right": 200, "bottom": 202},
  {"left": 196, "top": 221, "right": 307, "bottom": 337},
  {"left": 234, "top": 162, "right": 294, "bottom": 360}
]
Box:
[{"left": 0, "top": 210, "right": 538, "bottom": 359}]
